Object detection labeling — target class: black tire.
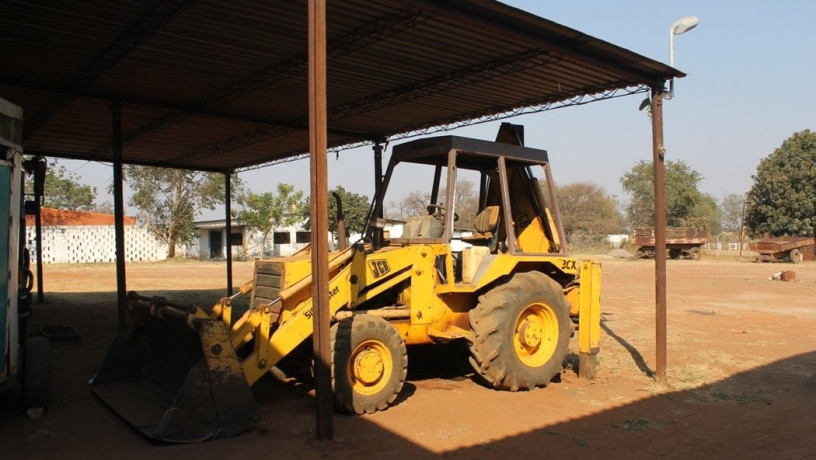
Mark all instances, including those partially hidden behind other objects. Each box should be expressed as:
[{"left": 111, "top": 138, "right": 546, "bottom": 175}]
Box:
[
  {"left": 468, "top": 271, "right": 572, "bottom": 391},
  {"left": 669, "top": 249, "right": 682, "bottom": 259},
  {"left": 23, "top": 336, "right": 51, "bottom": 410},
  {"left": 790, "top": 249, "right": 802, "bottom": 264},
  {"left": 331, "top": 315, "right": 407, "bottom": 415},
  {"left": 687, "top": 247, "right": 701, "bottom": 260}
]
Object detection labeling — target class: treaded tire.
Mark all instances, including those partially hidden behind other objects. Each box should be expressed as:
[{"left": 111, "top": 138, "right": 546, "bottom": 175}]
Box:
[
  {"left": 331, "top": 314, "right": 407, "bottom": 415},
  {"left": 23, "top": 336, "right": 51, "bottom": 410},
  {"left": 468, "top": 271, "right": 572, "bottom": 391}
]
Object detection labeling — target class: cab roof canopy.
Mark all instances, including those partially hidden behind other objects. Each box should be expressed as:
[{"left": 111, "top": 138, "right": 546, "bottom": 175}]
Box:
[
  {"left": 391, "top": 135, "right": 550, "bottom": 168},
  {"left": 0, "top": 0, "right": 681, "bottom": 172}
]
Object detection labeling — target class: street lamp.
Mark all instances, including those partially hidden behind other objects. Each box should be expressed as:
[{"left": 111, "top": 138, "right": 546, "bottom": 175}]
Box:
[{"left": 668, "top": 15, "right": 699, "bottom": 99}]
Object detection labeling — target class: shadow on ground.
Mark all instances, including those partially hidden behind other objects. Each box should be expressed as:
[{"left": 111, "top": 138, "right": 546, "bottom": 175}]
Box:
[{"left": 2, "top": 290, "right": 815, "bottom": 459}]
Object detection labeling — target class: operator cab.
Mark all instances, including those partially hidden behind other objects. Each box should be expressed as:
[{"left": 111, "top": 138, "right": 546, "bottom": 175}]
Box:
[{"left": 369, "top": 124, "right": 567, "bottom": 265}]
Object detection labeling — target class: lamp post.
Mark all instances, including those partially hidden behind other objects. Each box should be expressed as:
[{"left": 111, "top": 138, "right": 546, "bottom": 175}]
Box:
[
  {"left": 668, "top": 15, "right": 699, "bottom": 99},
  {"left": 654, "top": 15, "right": 699, "bottom": 380}
]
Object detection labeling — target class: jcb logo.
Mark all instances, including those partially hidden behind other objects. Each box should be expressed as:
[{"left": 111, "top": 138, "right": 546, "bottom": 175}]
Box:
[{"left": 368, "top": 259, "right": 391, "bottom": 278}]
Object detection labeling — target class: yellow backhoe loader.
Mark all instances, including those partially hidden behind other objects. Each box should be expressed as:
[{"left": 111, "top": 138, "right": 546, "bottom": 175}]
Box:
[{"left": 91, "top": 123, "right": 601, "bottom": 442}]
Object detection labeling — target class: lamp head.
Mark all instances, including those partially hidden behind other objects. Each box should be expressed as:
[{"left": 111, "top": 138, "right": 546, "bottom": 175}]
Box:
[{"left": 671, "top": 16, "right": 699, "bottom": 35}]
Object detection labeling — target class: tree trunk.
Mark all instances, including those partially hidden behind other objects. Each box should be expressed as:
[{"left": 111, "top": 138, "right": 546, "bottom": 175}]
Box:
[
  {"left": 261, "top": 234, "right": 268, "bottom": 258},
  {"left": 167, "top": 231, "right": 177, "bottom": 258}
]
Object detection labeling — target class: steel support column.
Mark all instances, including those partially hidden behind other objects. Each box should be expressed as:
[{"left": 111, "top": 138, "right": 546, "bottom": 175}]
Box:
[
  {"left": 111, "top": 101, "right": 128, "bottom": 331},
  {"left": 34, "top": 180, "right": 43, "bottom": 303},
  {"left": 308, "top": 0, "right": 333, "bottom": 440},
  {"left": 225, "top": 172, "right": 233, "bottom": 296},
  {"left": 650, "top": 86, "right": 667, "bottom": 379}
]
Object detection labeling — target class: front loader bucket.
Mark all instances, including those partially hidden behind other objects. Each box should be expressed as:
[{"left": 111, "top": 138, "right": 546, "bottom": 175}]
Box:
[{"left": 90, "top": 299, "right": 258, "bottom": 443}]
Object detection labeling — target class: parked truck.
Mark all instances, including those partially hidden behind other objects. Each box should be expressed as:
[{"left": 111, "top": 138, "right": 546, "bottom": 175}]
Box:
[{"left": 91, "top": 125, "right": 602, "bottom": 443}]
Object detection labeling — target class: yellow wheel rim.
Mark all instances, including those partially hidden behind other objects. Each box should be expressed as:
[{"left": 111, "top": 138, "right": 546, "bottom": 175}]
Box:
[
  {"left": 513, "top": 302, "right": 559, "bottom": 367},
  {"left": 349, "top": 339, "right": 393, "bottom": 396}
]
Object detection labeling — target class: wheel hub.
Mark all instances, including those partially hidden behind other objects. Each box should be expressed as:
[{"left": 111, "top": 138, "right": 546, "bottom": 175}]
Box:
[
  {"left": 353, "top": 347, "right": 385, "bottom": 385},
  {"left": 513, "top": 302, "right": 559, "bottom": 368},
  {"left": 518, "top": 319, "right": 543, "bottom": 349}
]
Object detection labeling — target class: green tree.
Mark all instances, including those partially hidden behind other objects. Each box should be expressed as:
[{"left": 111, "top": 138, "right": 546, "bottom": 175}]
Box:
[
  {"left": 234, "top": 184, "right": 304, "bottom": 254},
  {"left": 745, "top": 130, "right": 816, "bottom": 238},
  {"left": 556, "top": 182, "right": 623, "bottom": 244},
  {"left": 25, "top": 161, "right": 97, "bottom": 211},
  {"left": 620, "top": 159, "right": 719, "bottom": 232},
  {"left": 126, "top": 166, "right": 240, "bottom": 258},
  {"left": 693, "top": 193, "right": 722, "bottom": 235},
  {"left": 301, "top": 186, "right": 371, "bottom": 238}
]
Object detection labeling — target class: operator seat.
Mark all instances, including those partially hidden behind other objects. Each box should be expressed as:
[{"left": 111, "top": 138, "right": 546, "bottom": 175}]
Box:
[{"left": 461, "top": 205, "right": 500, "bottom": 247}]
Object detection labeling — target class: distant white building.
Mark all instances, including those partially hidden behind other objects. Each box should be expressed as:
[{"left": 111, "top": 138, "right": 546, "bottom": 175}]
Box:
[
  {"left": 606, "top": 234, "right": 630, "bottom": 248},
  {"left": 195, "top": 219, "right": 316, "bottom": 260}
]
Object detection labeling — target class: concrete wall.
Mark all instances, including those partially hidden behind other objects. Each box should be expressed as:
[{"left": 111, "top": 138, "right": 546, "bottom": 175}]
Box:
[{"left": 26, "top": 225, "right": 169, "bottom": 263}]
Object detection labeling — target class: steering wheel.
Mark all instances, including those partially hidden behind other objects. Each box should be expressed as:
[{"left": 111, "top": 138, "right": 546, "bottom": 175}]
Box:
[{"left": 426, "top": 203, "right": 459, "bottom": 221}]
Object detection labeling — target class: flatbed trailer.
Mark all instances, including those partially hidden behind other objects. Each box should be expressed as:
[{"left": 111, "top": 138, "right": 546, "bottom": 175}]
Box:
[
  {"left": 634, "top": 227, "right": 709, "bottom": 260},
  {"left": 750, "top": 236, "right": 815, "bottom": 263}
]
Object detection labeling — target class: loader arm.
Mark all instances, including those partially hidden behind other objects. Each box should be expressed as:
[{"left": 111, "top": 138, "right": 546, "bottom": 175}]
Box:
[{"left": 240, "top": 245, "right": 419, "bottom": 385}]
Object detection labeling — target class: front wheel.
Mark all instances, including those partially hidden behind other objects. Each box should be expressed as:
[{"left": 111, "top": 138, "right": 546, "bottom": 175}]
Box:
[
  {"left": 687, "top": 247, "right": 701, "bottom": 260},
  {"left": 468, "top": 271, "right": 572, "bottom": 391},
  {"left": 331, "top": 315, "right": 407, "bottom": 414},
  {"left": 790, "top": 249, "right": 802, "bottom": 264}
]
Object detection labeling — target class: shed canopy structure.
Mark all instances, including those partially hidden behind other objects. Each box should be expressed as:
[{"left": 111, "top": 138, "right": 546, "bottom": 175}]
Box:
[
  {"left": 2, "top": 0, "right": 682, "bottom": 440},
  {"left": 2, "top": 0, "right": 681, "bottom": 171}
]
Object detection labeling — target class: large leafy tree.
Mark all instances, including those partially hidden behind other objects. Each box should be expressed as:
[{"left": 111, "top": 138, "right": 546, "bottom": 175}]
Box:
[
  {"left": 620, "top": 159, "right": 720, "bottom": 232},
  {"left": 745, "top": 130, "right": 816, "bottom": 238},
  {"left": 234, "top": 183, "right": 304, "bottom": 253},
  {"left": 25, "top": 160, "right": 97, "bottom": 211},
  {"left": 556, "top": 182, "right": 623, "bottom": 243},
  {"left": 126, "top": 166, "right": 239, "bottom": 258}
]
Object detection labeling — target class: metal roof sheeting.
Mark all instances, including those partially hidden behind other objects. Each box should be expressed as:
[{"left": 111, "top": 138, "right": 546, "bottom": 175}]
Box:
[{"left": 0, "top": 0, "right": 681, "bottom": 171}]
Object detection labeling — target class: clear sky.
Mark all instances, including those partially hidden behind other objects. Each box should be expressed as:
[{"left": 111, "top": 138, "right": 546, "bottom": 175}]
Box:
[{"left": 54, "top": 0, "right": 816, "bottom": 220}]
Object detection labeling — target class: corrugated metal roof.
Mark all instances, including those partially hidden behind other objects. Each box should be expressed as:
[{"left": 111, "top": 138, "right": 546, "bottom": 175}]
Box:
[{"left": 0, "top": 0, "right": 681, "bottom": 172}]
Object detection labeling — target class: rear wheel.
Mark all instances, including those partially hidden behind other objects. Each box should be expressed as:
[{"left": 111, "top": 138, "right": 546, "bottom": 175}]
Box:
[
  {"left": 468, "top": 271, "right": 572, "bottom": 391},
  {"left": 331, "top": 315, "right": 407, "bottom": 414},
  {"left": 687, "top": 247, "right": 701, "bottom": 260},
  {"left": 669, "top": 249, "right": 682, "bottom": 259},
  {"left": 790, "top": 249, "right": 802, "bottom": 264}
]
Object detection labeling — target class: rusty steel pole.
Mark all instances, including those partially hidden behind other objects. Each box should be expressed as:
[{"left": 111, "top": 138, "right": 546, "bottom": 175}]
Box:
[
  {"left": 111, "top": 101, "right": 128, "bottom": 331},
  {"left": 308, "top": 0, "right": 333, "bottom": 440},
  {"left": 225, "top": 171, "right": 233, "bottom": 296},
  {"left": 650, "top": 86, "right": 667, "bottom": 380}
]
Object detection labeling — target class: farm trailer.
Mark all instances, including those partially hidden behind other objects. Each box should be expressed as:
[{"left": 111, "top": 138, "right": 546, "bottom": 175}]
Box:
[
  {"left": 750, "top": 236, "right": 815, "bottom": 264},
  {"left": 634, "top": 226, "right": 709, "bottom": 260}
]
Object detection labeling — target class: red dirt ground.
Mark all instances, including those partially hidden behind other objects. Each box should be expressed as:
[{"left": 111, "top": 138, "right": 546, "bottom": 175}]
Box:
[{"left": 2, "top": 256, "right": 815, "bottom": 459}]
